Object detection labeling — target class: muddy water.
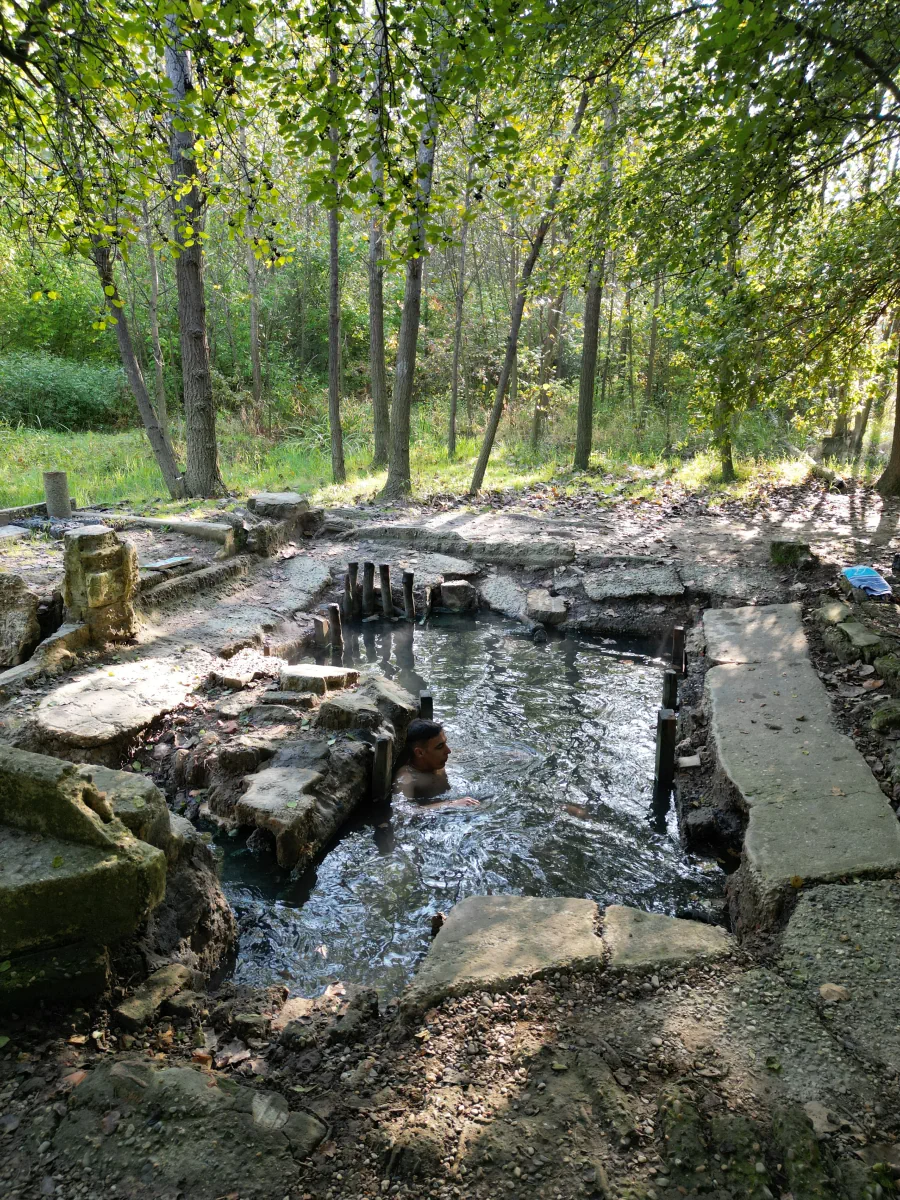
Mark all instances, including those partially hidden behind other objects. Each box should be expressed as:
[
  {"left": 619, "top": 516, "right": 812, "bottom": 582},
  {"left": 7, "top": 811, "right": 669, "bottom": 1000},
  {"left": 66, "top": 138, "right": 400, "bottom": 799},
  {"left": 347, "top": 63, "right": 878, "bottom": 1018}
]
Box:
[{"left": 216, "top": 613, "right": 723, "bottom": 997}]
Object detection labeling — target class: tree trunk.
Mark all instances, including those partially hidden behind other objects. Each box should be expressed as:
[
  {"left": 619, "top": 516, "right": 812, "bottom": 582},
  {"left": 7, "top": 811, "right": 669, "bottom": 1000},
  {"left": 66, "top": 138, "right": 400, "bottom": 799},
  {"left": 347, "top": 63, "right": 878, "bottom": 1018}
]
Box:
[
  {"left": 470, "top": 87, "right": 590, "bottom": 493},
  {"left": 141, "top": 203, "right": 169, "bottom": 441},
  {"left": 574, "top": 265, "right": 603, "bottom": 470},
  {"left": 449, "top": 162, "right": 474, "bottom": 460},
  {"left": 93, "top": 243, "right": 184, "bottom": 498},
  {"left": 165, "top": 17, "right": 221, "bottom": 497},
  {"left": 645, "top": 275, "right": 661, "bottom": 412},
  {"left": 368, "top": 7, "right": 389, "bottom": 468},
  {"left": 876, "top": 336, "right": 900, "bottom": 495},
  {"left": 328, "top": 201, "right": 346, "bottom": 483},
  {"left": 382, "top": 58, "right": 444, "bottom": 500},
  {"left": 531, "top": 285, "right": 565, "bottom": 447},
  {"left": 600, "top": 281, "right": 615, "bottom": 406}
]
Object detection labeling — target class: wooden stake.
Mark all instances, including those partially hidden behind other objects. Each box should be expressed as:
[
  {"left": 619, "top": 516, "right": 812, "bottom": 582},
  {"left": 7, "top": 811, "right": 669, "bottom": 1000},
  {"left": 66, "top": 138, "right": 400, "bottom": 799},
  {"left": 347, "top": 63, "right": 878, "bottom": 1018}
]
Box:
[
  {"left": 672, "top": 625, "right": 686, "bottom": 673},
  {"left": 379, "top": 563, "right": 394, "bottom": 618},
  {"left": 326, "top": 602, "right": 343, "bottom": 650},
  {"left": 653, "top": 706, "right": 677, "bottom": 807},
  {"left": 362, "top": 561, "right": 376, "bottom": 616},
  {"left": 403, "top": 571, "right": 416, "bottom": 621},
  {"left": 662, "top": 669, "right": 678, "bottom": 711},
  {"left": 419, "top": 691, "right": 434, "bottom": 721}
]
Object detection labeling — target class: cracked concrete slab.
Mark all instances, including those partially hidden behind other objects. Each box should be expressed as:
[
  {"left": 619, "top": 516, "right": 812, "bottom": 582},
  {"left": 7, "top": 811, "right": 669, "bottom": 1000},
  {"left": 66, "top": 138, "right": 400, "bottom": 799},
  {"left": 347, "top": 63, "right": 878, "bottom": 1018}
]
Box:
[
  {"left": 583, "top": 565, "right": 684, "bottom": 602},
  {"left": 602, "top": 905, "right": 733, "bottom": 971},
  {"left": 703, "top": 603, "right": 807, "bottom": 665}
]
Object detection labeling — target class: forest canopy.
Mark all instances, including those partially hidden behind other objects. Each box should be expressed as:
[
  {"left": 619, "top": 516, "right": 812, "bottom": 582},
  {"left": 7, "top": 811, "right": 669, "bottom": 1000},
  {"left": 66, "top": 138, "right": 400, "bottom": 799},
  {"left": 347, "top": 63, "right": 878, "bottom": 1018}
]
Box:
[{"left": 0, "top": 0, "right": 898, "bottom": 500}]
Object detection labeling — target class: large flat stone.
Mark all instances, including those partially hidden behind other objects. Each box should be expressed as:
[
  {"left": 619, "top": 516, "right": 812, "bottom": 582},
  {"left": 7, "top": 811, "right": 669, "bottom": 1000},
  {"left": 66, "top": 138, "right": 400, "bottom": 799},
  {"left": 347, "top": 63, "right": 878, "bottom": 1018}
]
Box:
[
  {"left": 779, "top": 880, "right": 900, "bottom": 1074},
  {"left": 703, "top": 602, "right": 806, "bottom": 665},
  {"left": 279, "top": 663, "right": 359, "bottom": 694},
  {"left": 317, "top": 674, "right": 417, "bottom": 734},
  {"left": 602, "top": 905, "right": 733, "bottom": 971},
  {"left": 35, "top": 659, "right": 194, "bottom": 757},
  {"left": 680, "top": 563, "right": 785, "bottom": 604},
  {"left": 479, "top": 574, "right": 527, "bottom": 619},
  {"left": 402, "top": 895, "right": 607, "bottom": 1013},
  {"left": 0, "top": 525, "right": 27, "bottom": 543},
  {"left": 707, "top": 652, "right": 900, "bottom": 924},
  {"left": 282, "top": 556, "right": 332, "bottom": 610},
  {"left": 364, "top": 520, "right": 575, "bottom": 568},
  {"left": 583, "top": 565, "right": 683, "bottom": 602},
  {"left": 247, "top": 492, "right": 309, "bottom": 519}
]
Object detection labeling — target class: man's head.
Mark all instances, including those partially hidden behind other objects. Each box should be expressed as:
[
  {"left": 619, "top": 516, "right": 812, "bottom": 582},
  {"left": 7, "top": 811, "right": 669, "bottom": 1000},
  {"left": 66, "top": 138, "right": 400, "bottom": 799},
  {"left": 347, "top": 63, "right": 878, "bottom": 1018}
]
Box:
[{"left": 406, "top": 718, "right": 450, "bottom": 773}]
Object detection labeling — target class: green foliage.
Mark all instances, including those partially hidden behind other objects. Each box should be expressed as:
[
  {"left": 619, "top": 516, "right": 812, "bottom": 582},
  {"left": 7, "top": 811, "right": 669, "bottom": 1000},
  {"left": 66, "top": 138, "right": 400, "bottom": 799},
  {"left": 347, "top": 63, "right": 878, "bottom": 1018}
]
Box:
[{"left": 0, "top": 352, "right": 129, "bottom": 430}]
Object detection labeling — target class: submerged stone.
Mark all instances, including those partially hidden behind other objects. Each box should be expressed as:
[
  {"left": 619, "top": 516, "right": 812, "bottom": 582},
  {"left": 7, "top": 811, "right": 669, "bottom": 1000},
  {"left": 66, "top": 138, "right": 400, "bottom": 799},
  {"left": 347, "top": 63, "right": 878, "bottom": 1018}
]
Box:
[{"left": 526, "top": 587, "right": 567, "bottom": 625}]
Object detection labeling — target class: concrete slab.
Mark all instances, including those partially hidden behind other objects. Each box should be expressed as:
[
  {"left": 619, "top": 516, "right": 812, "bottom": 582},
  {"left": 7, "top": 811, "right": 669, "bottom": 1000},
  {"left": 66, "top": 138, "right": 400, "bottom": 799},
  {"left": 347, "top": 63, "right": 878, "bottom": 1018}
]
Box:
[
  {"left": 602, "top": 905, "right": 733, "bottom": 971},
  {"left": 401, "top": 895, "right": 606, "bottom": 1013},
  {"left": 364, "top": 519, "right": 576, "bottom": 568},
  {"left": 282, "top": 556, "right": 332, "bottom": 611},
  {"left": 583, "top": 565, "right": 683, "bottom": 602},
  {"left": 36, "top": 659, "right": 195, "bottom": 759},
  {"left": 479, "top": 574, "right": 527, "bottom": 619},
  {"left": 703, "top": 602, "right": 806, "bottom": 665},
  {"left": 679, "top": 563, "right": 786, "bottom": 604},
  {"left": 0, "top": 525, "right": 28, "bottom": 543},
  {"left": 780, "top": 880, "right": 900, "bottom": 1075},
  {"left": 707, "top": 652, "right": 900, "bottom": 924}
]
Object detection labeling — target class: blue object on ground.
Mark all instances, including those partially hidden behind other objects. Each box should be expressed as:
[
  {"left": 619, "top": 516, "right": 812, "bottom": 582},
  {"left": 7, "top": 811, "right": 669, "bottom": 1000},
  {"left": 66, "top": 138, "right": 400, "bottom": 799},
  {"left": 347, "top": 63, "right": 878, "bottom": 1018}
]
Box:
[{"left": 842, "top": 566, "right": 893, "bottom": 596}]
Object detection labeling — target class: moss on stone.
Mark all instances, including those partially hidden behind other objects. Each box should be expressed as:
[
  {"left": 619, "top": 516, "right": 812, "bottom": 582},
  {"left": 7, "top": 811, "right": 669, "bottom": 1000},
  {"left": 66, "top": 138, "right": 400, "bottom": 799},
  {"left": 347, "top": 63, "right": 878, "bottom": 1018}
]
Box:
[{"left": 871, "top": 700, "right": 900, "bottom": 734}]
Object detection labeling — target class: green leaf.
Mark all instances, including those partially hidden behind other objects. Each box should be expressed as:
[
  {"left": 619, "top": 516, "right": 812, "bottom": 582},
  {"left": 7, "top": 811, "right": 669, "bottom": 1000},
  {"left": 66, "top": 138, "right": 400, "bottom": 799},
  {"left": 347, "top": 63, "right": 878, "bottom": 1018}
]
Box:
[
  {"left": 51, "top": 855, "right": 64, "bottom": 868},
  {"left": 0, "top": 961, "right": 10, "bottom": 973},
  {"left": 285, "top": 800, "right": 298, "bottom": 809},
  {"left": 0, "top": 1036, "right": 9, "bottom": 1049}
]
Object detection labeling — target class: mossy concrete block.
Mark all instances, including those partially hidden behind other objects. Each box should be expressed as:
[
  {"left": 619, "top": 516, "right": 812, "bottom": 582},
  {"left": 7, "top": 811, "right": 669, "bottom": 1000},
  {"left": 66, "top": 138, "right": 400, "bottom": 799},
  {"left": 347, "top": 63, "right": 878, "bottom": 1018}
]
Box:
[
  {"left": 317, "top": 675, "right": 417, "bottom": 738},
  {"left": 602, "top": 905, "right": 733, "bottom": 972},
  {"left": 815, "top": 600, "right": 852, "bottom": 627},
  {"left": 822, "top": 620, "right": 886, "bottom": 663},
  {"left": 75, "top": 763, "right": 171, "bottom": 854},
  {"left": 769, "top": 540, "right": 815, "bottom": 567},
  {"left": 0, "top": 943, "right": 110, "bottom": 1009},
  {"left": 114, "top": 964, "right": 194, "bottom": 1030},
  {"left": 279, "top": 663, "right": 358, "bottom": 694},
  {"left": 871, "top": 700, "right": 900, "bottom": 733},
  {"left": 875, "top": 654, "right": 900, "bottom": 693}
]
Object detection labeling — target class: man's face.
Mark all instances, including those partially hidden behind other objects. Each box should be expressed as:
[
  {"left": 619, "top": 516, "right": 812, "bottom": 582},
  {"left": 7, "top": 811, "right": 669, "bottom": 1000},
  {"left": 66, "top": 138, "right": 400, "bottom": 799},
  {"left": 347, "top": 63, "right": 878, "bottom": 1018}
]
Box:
[{"left": 413, "top": 731, "right": 450, "bottom": 773}]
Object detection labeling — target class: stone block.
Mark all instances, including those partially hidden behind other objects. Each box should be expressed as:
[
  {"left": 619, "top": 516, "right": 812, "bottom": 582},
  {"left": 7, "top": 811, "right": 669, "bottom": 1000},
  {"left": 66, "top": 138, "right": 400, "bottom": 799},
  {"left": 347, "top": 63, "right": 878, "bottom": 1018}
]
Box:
[
  {"left": 317, "top": 675, "right": 417, "bottom": 739},
  {"left": 439, "top": 579, "right": 476, "bottom": 611},
  {"left": 815, "top": 601, "right": 853, "bottom": 627},
  {"left": 114, "top": 964, "right": 194, "bottom": 1030},
  {"left": 402, "top": 895, "right": 607, "bottom": 1013},
  {"left": 479, "top": 574, "right": 527, "bottom": 619},
  {"left": 0, "top": 525, "right": 27, "bottom": 543},
  {"left": 63, "top": 524, "right": 137, "bottom": 644},
  {"left": 526, "top": 588, "right": 567, "bottom": 625},
  {"left": 0, "top": 942, "right": 110, "bottom": 1007},
  {"left": 703, "top": 602, "right": 805, "bottom": 665},
  {"left": 584, "top": 565, "right": 684, "bottom": 602},
  {"left": 602, "top": 905, "right": 733, "bottom": 972},
  {"left": 0, "top": 573, "right": 41, "bottom": 668},
  {"left": 235, "top": 767, "right": 324, "bottom": 869},
  {"left": 871, "top": 700, "right": 900, "bottom": 733},
  {"left": 769, "top": 540, "right": 815, "bottom": 567},
  {"left": 823, "top": 620, "right": 889, "bottom": 663},
  {"left": 279, "top": 663, "right": 359, "bottom": 694},
  {"left": 874, "top": 653, "right": 900, "bottom": 693},
  {"left": 258, "top": 690, "right": 316, "bottom": 708},
  {"left": 247, "top": 492, "right": 309, "bottom": 520}
]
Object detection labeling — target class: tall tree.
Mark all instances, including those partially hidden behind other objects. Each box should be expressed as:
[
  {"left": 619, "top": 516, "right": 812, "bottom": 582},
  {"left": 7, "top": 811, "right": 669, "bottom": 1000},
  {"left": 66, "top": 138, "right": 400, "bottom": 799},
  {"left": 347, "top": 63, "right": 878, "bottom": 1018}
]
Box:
[{"left": 368, "top": 1, "right": 390, "bottom": 468}]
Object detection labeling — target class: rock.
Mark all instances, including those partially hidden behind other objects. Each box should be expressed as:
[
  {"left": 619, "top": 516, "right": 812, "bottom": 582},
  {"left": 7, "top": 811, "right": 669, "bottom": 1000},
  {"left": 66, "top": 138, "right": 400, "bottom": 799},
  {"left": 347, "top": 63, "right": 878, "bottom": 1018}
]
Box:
[
  {"left": 818, "top": 982, "right": 850, "bottom": 1003},
  {"left": 479, "top": 574, "right": 527, "bottom": 619},
  {"left": 875, "top": 653, "right": 900, "bottom": 693},
  {"left": 602, "top": 905, "right": 733, "bottom": 971},
  {"left": 164, "top": 990, "right": 205, "bottom": 1019},
  {"left": 0, "top": 574, "right": 41, "bottom": 668},
  {"left": 235, "top": 767, "right": 324, "bottom": 869},
  {"left": 682, "top": 806, "right": 743, "bottom": 859},
  {"left": 317, "top": 674, "right": 417, "bottom": 737},
  {"left": 402, "top": 895, "right": 606, "bottom": 1013},
  {"left": 584, "top": 564, "right": 684, "bottom": 602},
  {"left": 75, "top": 763, "right": 171, "bottom": 856},
  {"left": 677, "top": 754, "right": 701, "bottom": 768},
  {"left": 816, "top": 600, "right": 853, "bottom": 627},
  {"left": 823, "top": 620, "right": 890, "bottom": 664},
  {"left": 871, "top": 700, "right": 900, "bottom": 733},
  {"left": 63, "top": 525, "right": 138, "bottom": 642},
  {"left": 232, "top": 1012, "right": 271, "bottom": 1040},
  {"left": 0, "top": 746, "right": 166, "bottom": 1001},
  {"left": 247, "top": 492, "right": 309, "bottom": 520},
  {"left": 257, "top": 690, "right": 316, "bottom": 708},
  {"left": 56, "top": 1060, "right": 326, "bottom": 1196},
  {"left": 114, "top": 963, "right": 194, "bottom": 1030},
  {"left": 526, "top": 588, "right": 567, "bottom": 625},
  {"left": 439, "top": 579, "right": 476, "bottom": 611},
  {"left": 248, "top": 704, "right": 302, "bottom": 726},
  {"left": 34, "top": 658, "right": 194, "bottom": 764},
  {"left": 769, "top": 540, "right": 815, "bottom": 567},
  {"left": 412, "top": 553, "right": 479, "bottom": 580},
  {"left": 279, "top": 663, "right": 359, "bottom": 694},
  {"left": 0, "top": 524, "right": 27, "bottom": 543}
]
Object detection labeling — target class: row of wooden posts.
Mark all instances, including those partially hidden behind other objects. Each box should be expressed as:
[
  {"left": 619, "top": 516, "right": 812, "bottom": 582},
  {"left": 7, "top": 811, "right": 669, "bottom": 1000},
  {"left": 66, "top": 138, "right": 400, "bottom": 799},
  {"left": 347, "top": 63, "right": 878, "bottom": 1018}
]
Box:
[{"left": 342, "top": 561, "right": 418, "bottom": 624}]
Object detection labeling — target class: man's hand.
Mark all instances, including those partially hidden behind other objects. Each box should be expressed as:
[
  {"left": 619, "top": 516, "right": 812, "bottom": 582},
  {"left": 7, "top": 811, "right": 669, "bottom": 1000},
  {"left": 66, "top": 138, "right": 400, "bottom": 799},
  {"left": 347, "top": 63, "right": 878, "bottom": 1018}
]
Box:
[{"left": 446, "top": 796, "right": 479, "bottom": 808}]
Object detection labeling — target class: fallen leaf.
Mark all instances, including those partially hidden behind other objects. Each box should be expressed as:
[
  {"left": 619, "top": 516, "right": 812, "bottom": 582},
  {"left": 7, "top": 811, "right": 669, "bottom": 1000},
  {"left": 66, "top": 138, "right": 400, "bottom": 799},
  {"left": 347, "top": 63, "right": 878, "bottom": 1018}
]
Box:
[
  {"left": 101, "top": 1110, "right": 121, "bottom": 1135},
  {"left": 863, "top": 679, "right": 884, "bottom": 690},
  {"left": 831, "top": 787, "right": 845, "bottom": 796}
]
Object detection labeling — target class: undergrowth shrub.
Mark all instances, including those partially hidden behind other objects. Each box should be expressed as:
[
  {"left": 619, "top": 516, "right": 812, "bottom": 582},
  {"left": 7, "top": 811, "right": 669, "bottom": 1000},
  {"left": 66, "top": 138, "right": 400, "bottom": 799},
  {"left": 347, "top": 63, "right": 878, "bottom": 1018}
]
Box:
[{"left": 0, "top": 351, "right": 130, "bottom": 430}]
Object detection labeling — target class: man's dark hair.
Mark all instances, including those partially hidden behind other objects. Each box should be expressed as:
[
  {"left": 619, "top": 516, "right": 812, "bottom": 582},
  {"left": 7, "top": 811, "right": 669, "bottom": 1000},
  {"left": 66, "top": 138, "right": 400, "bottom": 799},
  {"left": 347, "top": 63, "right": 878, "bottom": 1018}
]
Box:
[{"left": 406, "top": 718, "right": 443, "bottom": 748}]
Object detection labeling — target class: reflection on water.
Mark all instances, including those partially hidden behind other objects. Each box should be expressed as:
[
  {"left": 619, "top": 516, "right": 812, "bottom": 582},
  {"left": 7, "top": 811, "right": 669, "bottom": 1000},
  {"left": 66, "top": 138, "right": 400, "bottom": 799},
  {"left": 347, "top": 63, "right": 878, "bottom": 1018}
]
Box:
[{"left": 215, "top": 613, "right": 722, "bottom": 997}]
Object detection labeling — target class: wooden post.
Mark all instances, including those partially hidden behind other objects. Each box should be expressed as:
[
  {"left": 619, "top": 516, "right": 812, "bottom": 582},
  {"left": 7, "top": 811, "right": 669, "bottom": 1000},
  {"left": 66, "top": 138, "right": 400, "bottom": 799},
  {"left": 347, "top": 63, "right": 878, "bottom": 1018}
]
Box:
[
  {"left": 422, "top": 585, "right": 433, "bottom": 623},
  {"left": 343, "top": 572, "right": 353, "bottom": 621},
  {"left": 350, "top": 562, "right": 363, "bottom": 620},
  {"left": 653, "top": 707, "right": 677, "bottom": 807},
  {"left": 326, "top": 602, "right": 343, "bottom": 650},
  {"left": 672, "top": 625, "right": 686, "bottom": 674},
  {"left": 43, "top": 470, "right": 72, "bottom": 519},
  {"left": 419, "top": 691, "right": 434, "bottom": 721},
  {"left": 403, "top": 571, "right": 415, "bottom": 621},
  {"left": 662, "top": 669, "right": 678, "bottom": 711},
  {"left": 362, "top": 561, "right": 376, "bottom": 616},
  {"left": 379, "top": 563, "right": 394, "bottom": 618},
  {"left": 372, "top": 734, "right": 393, "bottom": 802},
  {"left": 312, "top": 614, "right": 329, "bottom": 648}
]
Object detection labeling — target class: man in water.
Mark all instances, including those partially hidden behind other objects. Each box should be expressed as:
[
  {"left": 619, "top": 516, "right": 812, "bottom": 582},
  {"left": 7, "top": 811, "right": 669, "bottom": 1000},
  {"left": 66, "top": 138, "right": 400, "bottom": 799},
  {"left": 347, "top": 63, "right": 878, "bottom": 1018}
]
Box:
[{"left": 393, "top": 719, "right": 479, "bottom": 810}]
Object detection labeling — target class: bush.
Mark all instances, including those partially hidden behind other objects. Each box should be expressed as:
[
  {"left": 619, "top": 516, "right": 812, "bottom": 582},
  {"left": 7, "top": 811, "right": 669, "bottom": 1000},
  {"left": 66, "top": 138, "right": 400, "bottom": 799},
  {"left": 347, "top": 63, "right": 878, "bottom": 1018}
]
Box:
[{"left": 0, "top": 351, "right": 131, "bottom": 430}]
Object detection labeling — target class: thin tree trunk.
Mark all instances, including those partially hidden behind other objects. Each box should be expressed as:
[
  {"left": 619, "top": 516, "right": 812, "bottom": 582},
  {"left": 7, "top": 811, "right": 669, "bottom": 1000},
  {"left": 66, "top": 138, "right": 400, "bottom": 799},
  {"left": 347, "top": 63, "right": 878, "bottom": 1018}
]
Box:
[
  {"left": 328, "top": 90, "right": 346, "bottom": 484},
  {"left": 574, "top": 264, "right": 603, "bottom": 470},
  {"left": 382, "top": 57, "right": 444, "bottom": 499},
  {"left": 645, "top": 275, "right": 661, "bottom": 412},
  {"left": 531, "top": 285, "right": 565, "bottom": 447},
  {"left": 93, "top": 243, "right": 184, "bottom": 498},
  {"left": 369, "top": 4, "right": 389, "bottom": 467},
  {"left": 876, "top": 335, "right": 900, "bottom": 495},
  {"left": 165, "top": 16, "right": 221, "bottom": 496},
  {"left": 239, "top": 129, "right": 264, "bottom": 427},
  {"left": 142, "top": 211, "right": 169, "bottom": 440},
  {"left": 600, "top": 280, "right": 615, "bottom": 406},
  {"left": 509, "top": 222, "right": 518, "bottom": 408},
  {"left": 470, "top": 87, "right": 590, "bottom": 493},
  {"left": 449, "top": 161, "right": 474, "bottom": 459}
]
